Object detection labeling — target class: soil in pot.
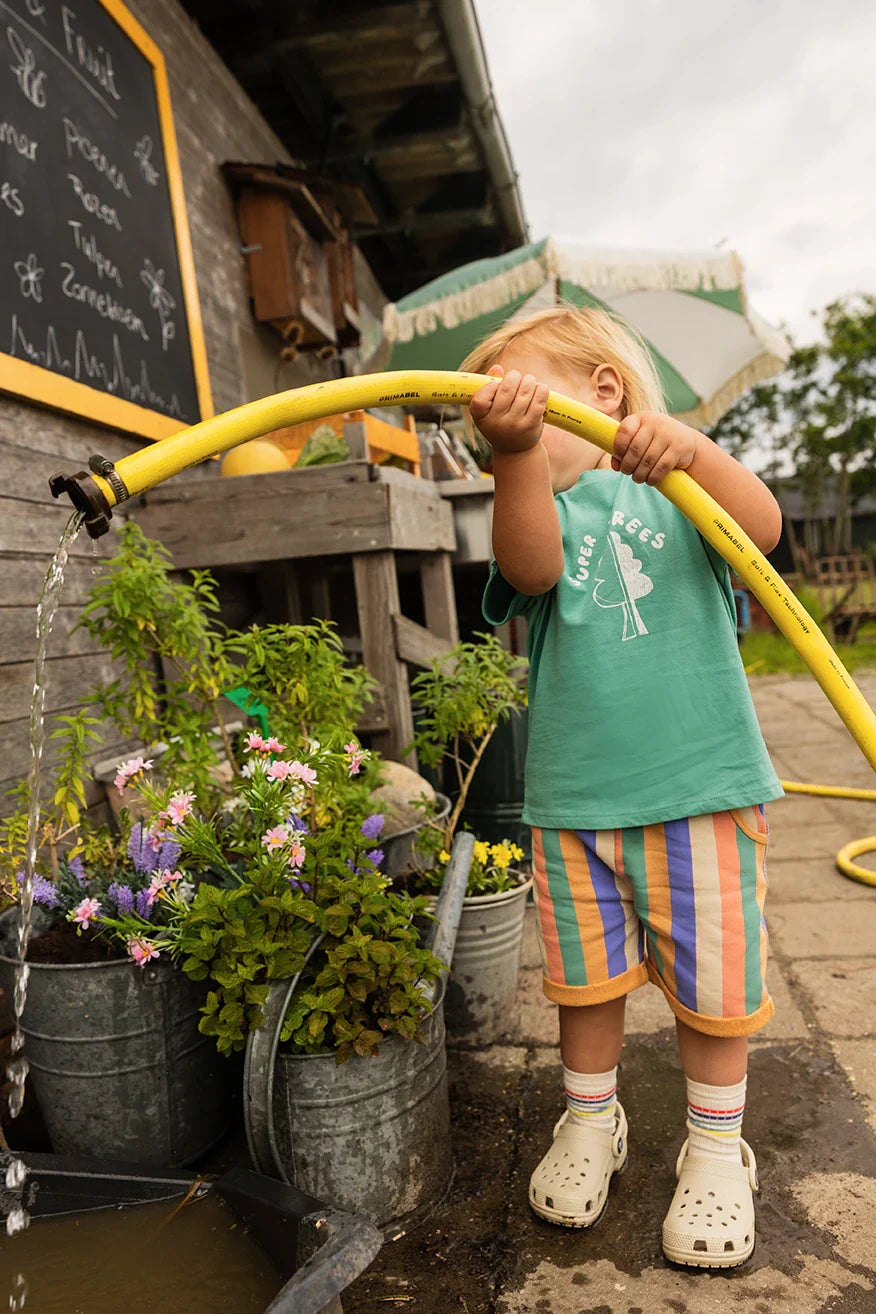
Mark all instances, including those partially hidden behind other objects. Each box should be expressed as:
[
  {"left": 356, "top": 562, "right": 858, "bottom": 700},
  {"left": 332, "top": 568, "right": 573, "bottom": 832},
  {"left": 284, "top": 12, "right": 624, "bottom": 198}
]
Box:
[{"left": 25, "top": 924, "right": 121, "bottom": 965}]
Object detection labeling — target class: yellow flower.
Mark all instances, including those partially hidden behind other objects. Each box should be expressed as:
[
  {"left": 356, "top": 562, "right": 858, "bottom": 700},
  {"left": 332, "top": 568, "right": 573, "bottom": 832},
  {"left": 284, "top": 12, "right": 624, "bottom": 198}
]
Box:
[
  {"left": 439, "top": 850, "right": 451, "bottom": 864},
  {"left": 510, "top": 844, "right": 525, "bottom": 861},
  {"left": 489, "top": 842, "right": 512, "bottom": 869},
  {"left": 472, "top": 841, "right": 490, "bottom": 865}
]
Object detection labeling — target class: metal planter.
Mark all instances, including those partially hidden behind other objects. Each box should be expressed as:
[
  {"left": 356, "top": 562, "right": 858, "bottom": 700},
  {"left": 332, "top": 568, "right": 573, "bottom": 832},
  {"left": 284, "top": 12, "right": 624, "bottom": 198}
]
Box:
[
  {"left": 443, "top": 876, "right": 533, "bottom": 1047},
  {"left": 0, "top": 940, "right": 234, "bottom": 1165},
  {"left": 244, "top": 834, "right": 474, "bottom": 1236}
]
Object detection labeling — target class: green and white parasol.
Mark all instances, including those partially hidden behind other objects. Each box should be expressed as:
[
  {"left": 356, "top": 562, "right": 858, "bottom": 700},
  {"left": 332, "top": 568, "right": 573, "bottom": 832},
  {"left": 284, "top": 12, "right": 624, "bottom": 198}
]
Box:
[{"left": 380, "top": 237, "right": 789, "bottom": 428}]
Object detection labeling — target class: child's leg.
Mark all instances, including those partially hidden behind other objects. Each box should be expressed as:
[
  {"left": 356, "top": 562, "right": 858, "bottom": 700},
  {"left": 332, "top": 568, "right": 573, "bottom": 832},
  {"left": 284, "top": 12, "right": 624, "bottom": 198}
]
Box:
[
  {"left": 635, "top": 807, "right": 771, "bottom": 1268},
  {"left": 528, "top": 827, "right": 644, "bottom": 1228},
  {"left": 676, "top": 1022, "right": 748, "bottom": 1163},
  {"left": 676, "top": 1021, "right": 747, "bottom": 1085},
  {"left": 560, "top": 997, "right": 627, "bottom": 1071}
]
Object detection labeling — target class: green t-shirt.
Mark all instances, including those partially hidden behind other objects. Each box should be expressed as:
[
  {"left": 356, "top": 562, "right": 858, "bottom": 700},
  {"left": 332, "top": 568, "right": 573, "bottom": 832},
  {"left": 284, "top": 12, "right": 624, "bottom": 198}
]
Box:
[{"left": 483, "top": 469, "right": 783, "bottom": 829}]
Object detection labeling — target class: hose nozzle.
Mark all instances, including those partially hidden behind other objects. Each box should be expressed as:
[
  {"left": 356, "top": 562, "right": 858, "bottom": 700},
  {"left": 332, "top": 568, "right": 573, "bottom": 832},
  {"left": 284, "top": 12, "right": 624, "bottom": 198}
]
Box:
[{"left": 48, "top": 454, "right": 125, "bottom": 538}]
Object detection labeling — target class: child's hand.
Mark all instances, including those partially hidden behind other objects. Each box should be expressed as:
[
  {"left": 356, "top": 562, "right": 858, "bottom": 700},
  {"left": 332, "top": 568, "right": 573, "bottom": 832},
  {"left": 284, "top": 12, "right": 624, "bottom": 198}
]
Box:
[
  {"left": 469, "top": 365, "right": 551, "bottom": 454},
  {"left": 611, "top": 412, "right": 699, "bottom": 485}
]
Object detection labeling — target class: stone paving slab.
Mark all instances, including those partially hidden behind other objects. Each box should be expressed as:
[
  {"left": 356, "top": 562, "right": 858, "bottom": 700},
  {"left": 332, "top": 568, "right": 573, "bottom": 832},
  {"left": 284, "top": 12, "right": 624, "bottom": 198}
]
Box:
[{"left": 346, "top": 673, "right": 876, "bottom": 1314}]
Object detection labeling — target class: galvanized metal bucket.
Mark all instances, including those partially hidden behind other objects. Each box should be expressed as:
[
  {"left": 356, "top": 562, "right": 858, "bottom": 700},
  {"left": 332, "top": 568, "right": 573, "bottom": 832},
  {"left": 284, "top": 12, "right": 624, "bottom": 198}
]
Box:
[
  {"left": 243, "top": 833, "right": 474, "bottom": 1235},
  {"left": 0, "top": 939, "right": 234, "bottom": 1165},
  {"left": 442, "top": 875, "right": 533, "bottom": 1047}
]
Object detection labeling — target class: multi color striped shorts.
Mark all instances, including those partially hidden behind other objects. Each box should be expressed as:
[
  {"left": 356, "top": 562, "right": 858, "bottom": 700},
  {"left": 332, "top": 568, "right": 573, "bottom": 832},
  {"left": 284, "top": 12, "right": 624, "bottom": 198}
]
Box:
[{"left": 531, "top": 806, "right": 773, "bottom": 1037}]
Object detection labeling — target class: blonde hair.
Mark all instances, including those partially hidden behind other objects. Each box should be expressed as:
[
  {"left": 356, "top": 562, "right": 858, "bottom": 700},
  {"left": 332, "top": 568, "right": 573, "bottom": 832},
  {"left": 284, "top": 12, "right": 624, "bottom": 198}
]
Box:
[{"left": 459, "top": 304, "right": 666, "bottom": 418}]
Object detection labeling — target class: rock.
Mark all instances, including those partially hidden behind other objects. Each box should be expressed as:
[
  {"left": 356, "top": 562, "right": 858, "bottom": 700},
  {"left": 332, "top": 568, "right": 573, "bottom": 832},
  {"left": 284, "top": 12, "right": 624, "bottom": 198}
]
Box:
[
  {"left": 378, "top": 761, "right": 437, "bottom": 803},
  {"left": 369, "top": 784, "right": 427, "bottom": 835}
]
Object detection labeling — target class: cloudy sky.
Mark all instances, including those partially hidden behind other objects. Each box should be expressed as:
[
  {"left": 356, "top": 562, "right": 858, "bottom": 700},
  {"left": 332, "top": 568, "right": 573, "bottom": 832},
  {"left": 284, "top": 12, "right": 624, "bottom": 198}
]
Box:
[{"left": 475, "top": 0, "right": 876, "bottom": 345}]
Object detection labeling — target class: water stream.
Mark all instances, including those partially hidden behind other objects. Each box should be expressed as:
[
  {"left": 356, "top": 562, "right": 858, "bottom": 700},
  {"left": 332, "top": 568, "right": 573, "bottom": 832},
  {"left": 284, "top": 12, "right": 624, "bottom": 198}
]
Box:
[{"left": 3, "top": 513, "right": 83, "bottom": 1304}]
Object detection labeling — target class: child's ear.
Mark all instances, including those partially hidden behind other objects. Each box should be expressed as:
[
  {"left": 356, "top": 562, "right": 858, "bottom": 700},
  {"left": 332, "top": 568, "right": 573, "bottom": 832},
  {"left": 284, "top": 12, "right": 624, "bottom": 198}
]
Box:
[{"left": 590, "top": 364, "right": 624, "bottom": 414}]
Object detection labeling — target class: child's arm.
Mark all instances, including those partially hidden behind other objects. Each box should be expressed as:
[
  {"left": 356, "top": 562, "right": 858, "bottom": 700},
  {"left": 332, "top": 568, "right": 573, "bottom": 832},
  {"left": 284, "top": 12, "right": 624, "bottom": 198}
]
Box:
[
  {"left": 611, "top": 413, "right": 783, "bottom": 554},
  {"left": 470, "top": 367, "right": 564, "bottom": 595}
]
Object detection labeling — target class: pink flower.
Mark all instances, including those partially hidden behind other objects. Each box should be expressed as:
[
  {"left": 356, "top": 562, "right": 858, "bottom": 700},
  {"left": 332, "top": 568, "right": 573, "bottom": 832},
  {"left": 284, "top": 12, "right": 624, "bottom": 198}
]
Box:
[
  {"left": 290, "top": 761, "right": 318, "bottom": 786},
  {"left": 163, "top": 790, "right": 196, "bottom": 827},
  {"left": 261, "top": 825, "right": 289, "bottom": 852},
  {"left": 245, "top": 733, "right": 266, "bottom": 753},
  {"left": 264, "top": 737, "right": 285, "bottom": 754},
  {"left": 288, "top": 843, "right": 306, "bottom": 870},
  {"left": 127, "top": 937, "right": 161, "bottom": 967},
  {"left": 113, "top": 756, "right": 153, "bottom": 794},
  {"left": 147, "top": 869, "right": 178, "bottom": 900},
  {"left": 70, "top": 897, "right": 101, "bottom": 929},
  {"left": 344, "top": 741, "right": 367, "bottom": 776}
]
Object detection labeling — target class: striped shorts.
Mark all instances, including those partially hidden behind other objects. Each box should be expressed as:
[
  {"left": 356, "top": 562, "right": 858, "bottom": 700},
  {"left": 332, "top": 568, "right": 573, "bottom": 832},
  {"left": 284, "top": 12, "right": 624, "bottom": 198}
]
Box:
[{"left": 531, "top": 806, "right": 773, "bottom": 1037}]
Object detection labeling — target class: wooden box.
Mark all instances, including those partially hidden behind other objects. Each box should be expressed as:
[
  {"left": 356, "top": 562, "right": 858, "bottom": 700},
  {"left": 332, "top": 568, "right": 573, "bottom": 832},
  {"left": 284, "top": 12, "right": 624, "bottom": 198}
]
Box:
[{"left": 237, "top": 189, "right": 336, "bottom": 348}]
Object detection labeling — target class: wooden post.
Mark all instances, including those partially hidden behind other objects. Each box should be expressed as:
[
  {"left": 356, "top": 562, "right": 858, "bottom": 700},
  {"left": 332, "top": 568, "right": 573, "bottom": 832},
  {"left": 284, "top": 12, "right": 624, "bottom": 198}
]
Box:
[
  {"left": 353, "top": 552, "right": 416, "bottom": 767},
  {"left": 420, "top": 552, "right": 459, "bottom": 645}
]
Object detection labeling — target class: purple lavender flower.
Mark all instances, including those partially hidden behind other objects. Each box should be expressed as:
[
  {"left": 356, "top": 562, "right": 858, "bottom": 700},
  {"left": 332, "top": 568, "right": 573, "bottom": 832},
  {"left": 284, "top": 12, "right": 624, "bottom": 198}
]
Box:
[
  {"left": 288, "top": 878, "right": 313, "bottom": 894},
  {"left": 134, "top": 889, "right": 154, "bottom": 920},
  {"left": 361, "top": 813, "right": 384, "bottom": 841},
  {"left": 345, "top": 859, "right": 362, "bottom": 877},
  {"left": 366, "top": 848, "right": 384, "bottom": 867},
  {"left": 286, "top": 812, "right": 310, "bottom": 836},
  {"left": 107, "top": 883, "right": 135, "bottom": 915},
  {"left": 32, "top": 875, "right": 60, "bottom": 909},
  {"left": 127, "top": 823, "right": 181, "bottom": 877},
  {"left": 67, "top": 854, "right": 87, "bottom": 886}
]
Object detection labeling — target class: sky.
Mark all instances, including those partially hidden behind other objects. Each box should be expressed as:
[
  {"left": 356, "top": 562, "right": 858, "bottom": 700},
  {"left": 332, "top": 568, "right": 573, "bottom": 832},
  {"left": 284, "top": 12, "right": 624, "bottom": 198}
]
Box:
[{"left": 474, "top": 0, "right": 876, "bottom": 346}]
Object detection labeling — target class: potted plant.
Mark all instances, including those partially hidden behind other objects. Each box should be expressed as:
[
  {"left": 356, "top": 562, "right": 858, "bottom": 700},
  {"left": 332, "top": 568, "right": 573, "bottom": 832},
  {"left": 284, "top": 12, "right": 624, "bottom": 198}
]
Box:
[
  {"left": 101, "top": 733, "right": 465, "bottom": 1232},
  {"left": 0, "top": 716, "right": 234, "bottom": 1165},
  {"left": 3, "top": 522, "right": 467, "bottom": 1221},
  {"left": 408, "top": 635, "right": 532, "bottom": 1046}
]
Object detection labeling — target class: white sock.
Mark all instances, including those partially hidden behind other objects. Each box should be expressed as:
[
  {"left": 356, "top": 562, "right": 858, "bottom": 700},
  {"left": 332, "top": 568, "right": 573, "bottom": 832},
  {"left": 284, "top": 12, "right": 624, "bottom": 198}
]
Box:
[
  {"left": 686, "top": 1076, "right": 746, "bottom": 1162},
  {"left": 563, "top": 1064, "right": 618, "bottom": 1133}
]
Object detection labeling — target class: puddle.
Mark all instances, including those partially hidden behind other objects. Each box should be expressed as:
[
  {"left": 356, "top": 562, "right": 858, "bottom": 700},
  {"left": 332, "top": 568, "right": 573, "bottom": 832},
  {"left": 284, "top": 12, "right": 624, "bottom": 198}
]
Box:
[{"left": 0, "top": 1192, "right": 282, "bottom": 1313}]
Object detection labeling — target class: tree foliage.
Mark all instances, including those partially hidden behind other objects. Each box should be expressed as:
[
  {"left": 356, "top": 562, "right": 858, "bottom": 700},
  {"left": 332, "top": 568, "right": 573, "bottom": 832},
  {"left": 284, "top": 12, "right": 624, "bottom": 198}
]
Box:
[{"left": 708, "top": 294, "right": 876, "bottom": 558}]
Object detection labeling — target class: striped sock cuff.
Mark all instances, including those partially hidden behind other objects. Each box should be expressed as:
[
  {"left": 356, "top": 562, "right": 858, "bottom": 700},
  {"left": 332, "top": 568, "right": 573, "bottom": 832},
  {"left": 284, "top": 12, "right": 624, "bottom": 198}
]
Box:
[
  {"left": 563, "top": 1065, "right": 618, "bottom": 1121},
  {"left": 686, "top": 1076, "right": 746, "bottom": 1138}
]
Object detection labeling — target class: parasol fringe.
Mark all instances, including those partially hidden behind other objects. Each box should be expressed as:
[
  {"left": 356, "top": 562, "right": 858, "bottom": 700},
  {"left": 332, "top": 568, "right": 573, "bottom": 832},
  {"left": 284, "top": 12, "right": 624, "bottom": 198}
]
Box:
[
  {"left": 383, "top": 242, "right": 750, "bottom": 345},
  {"left": 550, "top": 240, "right": 745, "bottom": 297},
  {"left": 384, "top": 254, "right": 548, "bottom": 342},
  {"left": 673, "top": 350, "right": 789, "bottom": 429}
]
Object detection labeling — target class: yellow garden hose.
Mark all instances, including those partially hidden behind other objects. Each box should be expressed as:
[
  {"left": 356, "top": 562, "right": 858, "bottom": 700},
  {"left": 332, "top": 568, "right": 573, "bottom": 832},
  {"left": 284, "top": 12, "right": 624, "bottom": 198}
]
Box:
[{"left": 49, "top": 370, "right": 876, "bottom": 886}]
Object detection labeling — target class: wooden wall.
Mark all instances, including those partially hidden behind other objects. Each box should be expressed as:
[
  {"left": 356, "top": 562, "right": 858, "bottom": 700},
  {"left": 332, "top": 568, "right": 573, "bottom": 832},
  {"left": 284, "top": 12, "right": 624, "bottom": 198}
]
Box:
[{"left": 0, "top": 0, "right": 386, "bottom": 814}]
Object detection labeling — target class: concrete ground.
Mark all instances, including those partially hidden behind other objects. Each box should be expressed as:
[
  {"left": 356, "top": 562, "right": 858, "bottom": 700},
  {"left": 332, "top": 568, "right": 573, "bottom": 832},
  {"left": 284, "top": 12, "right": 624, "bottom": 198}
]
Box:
[{"left": 346, "top": 672, "right": 876, "bottom": 1314}]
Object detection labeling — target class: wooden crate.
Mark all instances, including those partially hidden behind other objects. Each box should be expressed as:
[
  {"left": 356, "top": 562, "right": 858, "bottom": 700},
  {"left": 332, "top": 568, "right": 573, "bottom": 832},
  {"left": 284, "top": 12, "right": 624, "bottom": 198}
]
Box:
[{"left": 269, "top": 411, "right": 421, "bottom": 476}]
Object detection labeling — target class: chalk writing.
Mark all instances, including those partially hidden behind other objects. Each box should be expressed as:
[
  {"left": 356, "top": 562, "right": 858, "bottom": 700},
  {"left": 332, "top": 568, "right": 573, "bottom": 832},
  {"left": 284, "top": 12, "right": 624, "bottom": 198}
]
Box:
[
  {"left": 0, "top": 179, "right": 24, "bottom": 216},
  {"left": 67, "top": 219, "right": 122, "bottom": 286},
  {"left": 7, "top": 24, "right": 47, "bottom": 108},
  {"left": 67, "top": 171, "right": 122, "bottom": 229},
  {"left": 61, "top": 261, "right": 148, "bottom": 339},
  {"left": 140, "top": 258, "right": 174, "bottom": 351},
  {"left": 0, "top": 119, "right": 38, "bottom": 161},
  {"left": 24, "top": 0, "right": 46, "bottom": 24},
  {"left": 61, "top": 5, "right": 120, "bottom": 102},
  {"left": 62, "top": 116, "right": 130, "bottom": 194},
  {"left": 9, "top": 313, "right": 183, "bottom": 415},
  {"left": 133, "top": 133, "right": 159, "bottom": 186},
  {"left": 14, "top": 250, "right": 43, "bottom": 301}
]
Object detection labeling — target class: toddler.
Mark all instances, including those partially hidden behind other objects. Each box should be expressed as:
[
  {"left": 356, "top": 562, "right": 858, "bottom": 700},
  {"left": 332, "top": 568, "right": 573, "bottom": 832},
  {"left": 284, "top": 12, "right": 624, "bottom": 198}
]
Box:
[{"left": 464, "top": 305, "right": 783, "bottom": 1268}]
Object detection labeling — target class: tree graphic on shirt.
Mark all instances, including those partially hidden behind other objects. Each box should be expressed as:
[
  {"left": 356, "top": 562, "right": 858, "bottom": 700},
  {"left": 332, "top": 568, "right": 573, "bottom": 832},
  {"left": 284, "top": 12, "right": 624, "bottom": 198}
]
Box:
[{"left": 593, "top": 532, "right": 654, "bottom": 640}]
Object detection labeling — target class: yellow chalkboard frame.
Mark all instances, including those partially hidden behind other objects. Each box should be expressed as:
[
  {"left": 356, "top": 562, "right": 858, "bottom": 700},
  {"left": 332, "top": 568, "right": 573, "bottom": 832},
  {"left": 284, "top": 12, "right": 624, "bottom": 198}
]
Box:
[{"left": 1, "top": 0, "right": 213, "bottom": 439}]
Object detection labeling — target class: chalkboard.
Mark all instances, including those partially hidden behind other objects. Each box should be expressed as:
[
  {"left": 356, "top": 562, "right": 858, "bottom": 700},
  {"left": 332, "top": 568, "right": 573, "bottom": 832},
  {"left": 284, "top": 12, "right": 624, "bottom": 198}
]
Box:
[{"left": 0, "top": 0, "right": 211, "bottom": 438}]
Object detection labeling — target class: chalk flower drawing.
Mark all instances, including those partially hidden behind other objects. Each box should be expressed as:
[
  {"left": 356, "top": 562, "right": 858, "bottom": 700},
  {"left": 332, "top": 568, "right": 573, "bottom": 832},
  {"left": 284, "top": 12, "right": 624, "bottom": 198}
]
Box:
[{"left": 14, "top": 251, "right": 44, "bottom": 302}]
